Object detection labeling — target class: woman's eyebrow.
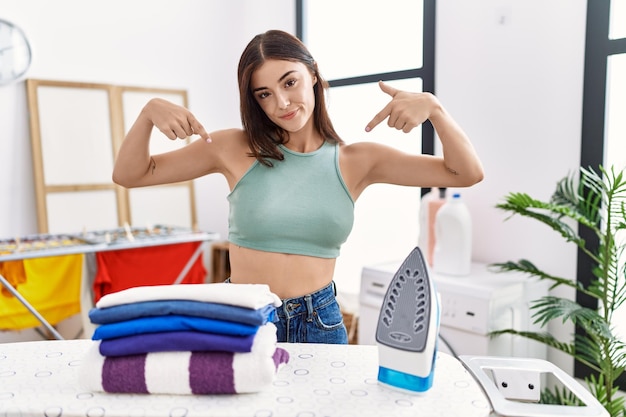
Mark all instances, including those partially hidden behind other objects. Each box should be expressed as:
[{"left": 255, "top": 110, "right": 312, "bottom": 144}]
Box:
[{"left": 252, "top": 70, "right": 298, "bottom": 93}]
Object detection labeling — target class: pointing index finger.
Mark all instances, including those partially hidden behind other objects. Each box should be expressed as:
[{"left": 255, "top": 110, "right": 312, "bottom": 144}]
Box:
[
  {"left": 365, "top": 103, "right": 391, "bottom": 132},
  {"left": 365, "top": 80, "right": 398, "bottom": 132},
  {"left": 188, "top": 116, "right": 210, "bottom": 140},
  {"left": 378, "top": 80, "right": 399, "bottom": 97}
]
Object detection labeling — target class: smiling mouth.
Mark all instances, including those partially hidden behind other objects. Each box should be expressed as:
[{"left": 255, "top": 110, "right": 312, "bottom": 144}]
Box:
[{"left": 280, "top": 110, "right": 298, "bottom": 120}]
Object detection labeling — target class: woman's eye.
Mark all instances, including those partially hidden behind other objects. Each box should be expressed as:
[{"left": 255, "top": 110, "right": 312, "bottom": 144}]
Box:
[
  {"left": 257, "top": 91, "right": 270, "bottom": 100},
  {"left": 285, "top": 79, "right": 297, "bottom": 88}
]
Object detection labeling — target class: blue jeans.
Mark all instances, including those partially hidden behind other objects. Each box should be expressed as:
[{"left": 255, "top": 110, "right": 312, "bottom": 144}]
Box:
[
  {"left": 276, "top": 281, "right": 348, "bottom": 344},
  {"left": 225, "top": 279, "right": 348, "bottom": 344}
]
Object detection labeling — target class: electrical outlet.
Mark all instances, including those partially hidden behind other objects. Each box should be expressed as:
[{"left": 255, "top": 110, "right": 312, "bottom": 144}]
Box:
[{"left": 490, "top": 368, "right": 541, "bottom": 402}]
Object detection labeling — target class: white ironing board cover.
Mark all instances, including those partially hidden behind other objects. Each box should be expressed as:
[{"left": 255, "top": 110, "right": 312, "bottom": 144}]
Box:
[{"left": 0, "top": 339, "right": 490, "bottom": 417}]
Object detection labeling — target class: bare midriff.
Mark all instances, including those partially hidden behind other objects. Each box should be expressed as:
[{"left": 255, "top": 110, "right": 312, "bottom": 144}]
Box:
[{"left": 227, "top": 244, "right": 336, "bottom": 299}]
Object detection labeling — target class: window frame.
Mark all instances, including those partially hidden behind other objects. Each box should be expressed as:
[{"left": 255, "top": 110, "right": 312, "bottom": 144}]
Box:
[
  {"left": 576, "top": 0, "right": 626, "bottom": 383},
  {"left": 295, "top": 0, "right": 436, "bottom": 196}
]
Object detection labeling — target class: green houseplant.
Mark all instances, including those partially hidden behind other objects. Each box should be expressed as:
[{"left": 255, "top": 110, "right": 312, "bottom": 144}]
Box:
[{"left": 489, "top": 165, "right": 626, "bottom": 417}]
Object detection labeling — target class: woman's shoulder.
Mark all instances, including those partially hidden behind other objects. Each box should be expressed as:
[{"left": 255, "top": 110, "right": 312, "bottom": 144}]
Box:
[
  {"left": 338, "top": 141, "right": 410, "bottom": 174},
  {"left": 209, "top": 128, "right": 248, "bottom": 143},
  {"left": 337, "top": 141, "right": 387, "bottom": 174},
  {"left": 206, "top": 128, "right": 252, "bottom": 153},
  {"left": 339, "top": 140, "right": 391, "bottom": 158},
  {"left": 204, "top": 128, "right": 255, "bottom": 185}
]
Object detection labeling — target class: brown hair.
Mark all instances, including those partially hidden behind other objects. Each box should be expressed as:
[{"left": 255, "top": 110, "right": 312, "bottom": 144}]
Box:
[{"left": 237, "top": 29, "right": 343, "bottom": 166}]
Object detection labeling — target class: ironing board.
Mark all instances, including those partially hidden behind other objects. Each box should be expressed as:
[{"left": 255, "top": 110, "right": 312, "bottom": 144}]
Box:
[
  {"left": 0, "top": 228, "right": 219, "bottom": 340},
  {"left": 0, "top": 339, "right": 491, "bottom": 417}
]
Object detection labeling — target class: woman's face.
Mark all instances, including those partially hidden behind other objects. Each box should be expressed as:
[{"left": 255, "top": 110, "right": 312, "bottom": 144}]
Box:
[{"left": 250, "top": 59, "right": 317, "bottom": 133}]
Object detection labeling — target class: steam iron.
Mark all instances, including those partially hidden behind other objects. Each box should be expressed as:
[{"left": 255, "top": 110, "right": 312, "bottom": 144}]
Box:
[{"left": 375, "top": 246, "right": 439, "bottom": 393}]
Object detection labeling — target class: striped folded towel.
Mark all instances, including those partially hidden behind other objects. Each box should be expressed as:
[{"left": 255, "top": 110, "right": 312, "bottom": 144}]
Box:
[{"left": 79, "top": 339, "right": 289, "bottom": 395}]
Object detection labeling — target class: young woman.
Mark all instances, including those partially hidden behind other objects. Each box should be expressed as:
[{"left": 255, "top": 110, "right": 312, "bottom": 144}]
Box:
[{"left": 112, "top": 30, "right": 484, "bottom": 344}]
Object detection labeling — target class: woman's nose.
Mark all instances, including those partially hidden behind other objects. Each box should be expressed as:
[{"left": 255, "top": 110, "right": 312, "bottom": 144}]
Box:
[{"left": 276, "top": 92, "right": 290, "bottom": 109}]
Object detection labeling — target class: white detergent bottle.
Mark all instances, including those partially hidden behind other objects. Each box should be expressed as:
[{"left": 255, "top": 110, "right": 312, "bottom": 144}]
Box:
[{"left": 433, "top": 192, "right": 472, "bottom": 276}]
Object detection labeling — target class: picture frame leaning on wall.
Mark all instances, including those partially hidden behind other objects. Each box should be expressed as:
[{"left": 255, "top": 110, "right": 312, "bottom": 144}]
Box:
[{"left": 26, "top": 79, "right": 197, "bottom": 234}]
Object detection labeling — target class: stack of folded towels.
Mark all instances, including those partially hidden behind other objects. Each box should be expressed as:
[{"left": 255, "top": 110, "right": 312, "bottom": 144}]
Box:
[{"left": 78, "top": 283, "right": 288, "bottom": 395}]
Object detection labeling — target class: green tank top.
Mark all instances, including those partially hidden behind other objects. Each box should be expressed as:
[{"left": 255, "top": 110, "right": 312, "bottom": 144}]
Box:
[{"left": 227, "top": 141, "right": 355, "bottom": 258}]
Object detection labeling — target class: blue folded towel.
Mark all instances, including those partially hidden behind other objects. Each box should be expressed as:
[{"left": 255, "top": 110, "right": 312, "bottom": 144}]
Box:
[
  {"left": 89, "top": 300, "right": 276, "bottom": 326},
  {"left": 92, "top": 314, "right": 258, "bottom": 341}
]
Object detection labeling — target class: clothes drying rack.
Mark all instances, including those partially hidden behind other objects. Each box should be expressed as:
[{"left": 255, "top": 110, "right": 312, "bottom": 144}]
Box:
[{"left": 0, "top": 226, "right": 219, "bottom": 340}]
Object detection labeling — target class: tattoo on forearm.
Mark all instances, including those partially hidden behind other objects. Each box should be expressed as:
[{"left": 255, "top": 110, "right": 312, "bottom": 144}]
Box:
[{"left": 150, "top": 157, "right": 156, "bottom": 175}]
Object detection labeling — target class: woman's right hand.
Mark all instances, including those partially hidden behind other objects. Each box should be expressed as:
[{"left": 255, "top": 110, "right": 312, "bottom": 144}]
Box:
[
  {"left": 143, "top": 98, "right": 211, "bottom": 141},
  {"left": 113, "top": 99, "right": 215, "bottom": 188}
]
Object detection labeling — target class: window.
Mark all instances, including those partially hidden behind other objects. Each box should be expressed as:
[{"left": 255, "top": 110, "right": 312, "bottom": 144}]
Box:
[
  {"left": 297, "top": 0, "right": 435, "bottom": 295},
  {"left": 578, "top": 0, "right": 626, "bottom": 382}
]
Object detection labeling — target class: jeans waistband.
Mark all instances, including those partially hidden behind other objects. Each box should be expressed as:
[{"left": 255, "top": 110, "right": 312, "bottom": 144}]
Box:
[
  {"left": 223, "top": 278, "right": 336, "bottom": 301},
  {"left": 280, "top": 281, "right": 337, "bottom": 321},
  {"left": 224, "top": 278, "right": 337, "bottom": 320}
]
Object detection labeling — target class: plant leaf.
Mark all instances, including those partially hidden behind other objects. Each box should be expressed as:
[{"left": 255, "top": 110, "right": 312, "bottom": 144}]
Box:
[{"left": 489, "top": 260, "right": 588, "bottom": 293}]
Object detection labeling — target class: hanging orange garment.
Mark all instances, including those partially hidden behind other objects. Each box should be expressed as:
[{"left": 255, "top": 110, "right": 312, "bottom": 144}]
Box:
[
  {"left": 93, "top": 242, "right": 207, "bottom": 303},
  {"left": 0, "top": 254, "right": 82, "bottom": 330},
  {"left": 0, "top": 260, "right": 27, "bottom": 297}
]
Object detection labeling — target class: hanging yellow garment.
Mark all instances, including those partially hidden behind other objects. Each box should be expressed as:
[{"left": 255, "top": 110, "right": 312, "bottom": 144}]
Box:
[
  {"left": 0, "top": 254, "right": 82, "bottom": 330},
  {"left": 0, "top": 260, "right": 27, "bottom": 297}
]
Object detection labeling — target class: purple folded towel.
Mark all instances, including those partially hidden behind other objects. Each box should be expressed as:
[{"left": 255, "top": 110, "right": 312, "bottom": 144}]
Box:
[
  {"left": 79, "top": 341, "right": 290, "bottom": 394},
  {"left": 98, "top": 330, "right": 255, "bottom": 356}
]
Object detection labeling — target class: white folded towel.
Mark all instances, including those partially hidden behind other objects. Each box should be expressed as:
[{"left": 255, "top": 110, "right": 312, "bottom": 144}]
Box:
[{"left": 95, "top": 282, "right": 282, "bottom": 310}]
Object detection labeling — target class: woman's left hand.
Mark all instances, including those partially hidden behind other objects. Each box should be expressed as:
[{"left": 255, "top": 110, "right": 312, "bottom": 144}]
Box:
[{"left": 365, "top": 81, "right": 436, "bottom": 134}]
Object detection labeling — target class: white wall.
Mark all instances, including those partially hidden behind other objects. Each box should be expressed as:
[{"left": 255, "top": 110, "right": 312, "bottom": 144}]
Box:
[
  {"left": 436, "top": 0, "right": 587, "bottom": 373},
  {"left": 0, "top": 0, "right": 588, "bottom": 374},
  {"left": 0, "top": 0, "right": 295, "bottom": 241},
  {"left": 0, "top": 0, "right": 294, "bottom": 341}
]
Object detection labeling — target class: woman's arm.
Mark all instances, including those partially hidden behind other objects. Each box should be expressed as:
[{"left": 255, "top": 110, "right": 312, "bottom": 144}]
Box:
[
  {"left": 361, "top": 81, "right": 484, "bottom": 188},
  {"left": 112, "top": 98, "right": 215, "bottom": 188}
]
